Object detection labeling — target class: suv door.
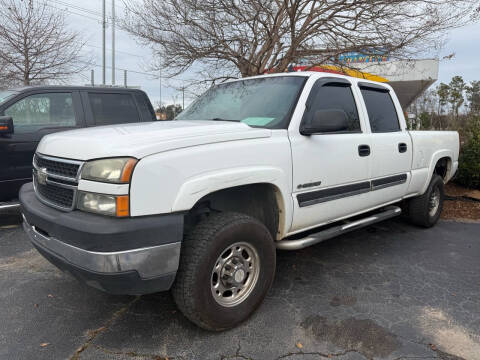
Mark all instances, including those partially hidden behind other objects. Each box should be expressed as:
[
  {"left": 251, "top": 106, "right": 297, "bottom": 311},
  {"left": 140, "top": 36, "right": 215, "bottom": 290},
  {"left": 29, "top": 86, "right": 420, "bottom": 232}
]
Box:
[
  {"left": 0, "top": 91, "right": 83, "bottom": 201},
  {"left": 358, "top": 83, "right": 412, "bottom": 204},
  {"left": 288, "top": 77, "right": 372, "bottom": 232},
  {"left": 82, "top": 91, "right": 142, "bottom": 126}
]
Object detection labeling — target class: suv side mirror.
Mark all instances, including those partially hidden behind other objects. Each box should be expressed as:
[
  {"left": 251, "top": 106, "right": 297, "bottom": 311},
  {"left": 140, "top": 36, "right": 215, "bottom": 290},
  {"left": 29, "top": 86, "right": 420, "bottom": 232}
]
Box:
[
  {"left": 0, "top": 116, "right": 14, "bottom": 135},
  {"left": 301, "top": 109, "right": 348, "bottom": 135}
]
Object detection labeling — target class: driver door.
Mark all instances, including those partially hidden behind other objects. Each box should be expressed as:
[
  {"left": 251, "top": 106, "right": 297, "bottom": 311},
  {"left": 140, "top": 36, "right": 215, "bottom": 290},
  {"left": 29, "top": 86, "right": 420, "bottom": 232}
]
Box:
[{"left": 0, "top": 91, "right": 83, "bottom": 201}]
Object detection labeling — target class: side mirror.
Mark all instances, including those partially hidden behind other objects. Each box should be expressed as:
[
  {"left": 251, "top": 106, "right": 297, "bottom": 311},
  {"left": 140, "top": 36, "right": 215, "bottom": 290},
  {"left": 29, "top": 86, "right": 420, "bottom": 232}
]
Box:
[
  {"left": 0, "top": 116, "right": 14, "bottom": 135},
  {"left": 301, "top": 109, "right": 349, "bottom": 135}
]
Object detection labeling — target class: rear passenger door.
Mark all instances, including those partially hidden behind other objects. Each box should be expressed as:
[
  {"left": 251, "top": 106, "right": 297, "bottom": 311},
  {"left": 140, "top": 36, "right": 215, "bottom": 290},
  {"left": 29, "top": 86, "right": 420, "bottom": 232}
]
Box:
[
  {"left": 358, "top": 82, "right": 412, "bottom": 204},
  {"left": 82, "top": 91, "right": 142, "bottom": 126}
]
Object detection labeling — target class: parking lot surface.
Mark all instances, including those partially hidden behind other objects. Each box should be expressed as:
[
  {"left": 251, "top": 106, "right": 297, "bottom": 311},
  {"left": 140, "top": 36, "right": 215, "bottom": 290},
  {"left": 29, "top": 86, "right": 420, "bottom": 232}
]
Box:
[{"left": 1, "top": 214, "right": 479, "bottom": 360}]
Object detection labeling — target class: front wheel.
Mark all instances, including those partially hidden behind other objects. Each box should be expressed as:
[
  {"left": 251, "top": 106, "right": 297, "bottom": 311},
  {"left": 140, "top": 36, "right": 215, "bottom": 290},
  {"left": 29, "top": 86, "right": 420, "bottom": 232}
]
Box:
[
  {"left": 407, "top": 174, "right": 445, "bottom": 228},
  {"left": 172, "top": 212, "right": 276, "bottom": 331}
]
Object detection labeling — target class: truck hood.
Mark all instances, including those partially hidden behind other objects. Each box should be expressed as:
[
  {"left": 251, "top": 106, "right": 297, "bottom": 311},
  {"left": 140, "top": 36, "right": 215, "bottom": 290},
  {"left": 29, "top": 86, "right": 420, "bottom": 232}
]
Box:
[{"left": 36, "top": 120, "right": 272, "bottom": 160}]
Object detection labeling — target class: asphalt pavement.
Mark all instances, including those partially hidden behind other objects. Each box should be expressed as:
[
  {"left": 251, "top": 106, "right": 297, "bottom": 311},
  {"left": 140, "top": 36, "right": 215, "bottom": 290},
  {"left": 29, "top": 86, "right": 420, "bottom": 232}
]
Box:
[{"left": 1, "top": 212, "right": 479, "bottom": 360}]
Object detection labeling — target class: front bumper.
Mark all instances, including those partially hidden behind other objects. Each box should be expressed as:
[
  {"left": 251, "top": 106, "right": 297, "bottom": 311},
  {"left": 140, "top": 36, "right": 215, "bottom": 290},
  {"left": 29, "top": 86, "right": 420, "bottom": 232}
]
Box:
[{"left": 20, "top": 183, "right": 184, "bottom": 295}]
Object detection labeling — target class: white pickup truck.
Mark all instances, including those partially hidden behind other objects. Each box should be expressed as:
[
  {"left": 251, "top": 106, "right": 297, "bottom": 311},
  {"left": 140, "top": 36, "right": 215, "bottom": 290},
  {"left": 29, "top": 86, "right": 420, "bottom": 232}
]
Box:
[{"left": 20, "top": 72, "right": 459, "bottom": 330}]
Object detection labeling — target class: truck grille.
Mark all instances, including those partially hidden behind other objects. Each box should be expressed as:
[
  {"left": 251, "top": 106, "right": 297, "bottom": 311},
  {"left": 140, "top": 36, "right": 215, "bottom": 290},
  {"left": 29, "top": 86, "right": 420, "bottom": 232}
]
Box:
[
  {"left": 33, "top": 154, "right": 83, "bottom": 211},
  {"left": 34, "top": 154, "right": 81, "bottom": 178},
  {"left": 34, "top": 179, "right": 75, "bottom": 208}
]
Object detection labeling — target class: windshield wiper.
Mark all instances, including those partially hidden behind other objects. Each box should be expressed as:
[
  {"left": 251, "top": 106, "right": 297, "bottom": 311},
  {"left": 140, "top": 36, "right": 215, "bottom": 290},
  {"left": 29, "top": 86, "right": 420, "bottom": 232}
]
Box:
[{"left": 210, "top": 118, "right": 239, "bottom": 122}]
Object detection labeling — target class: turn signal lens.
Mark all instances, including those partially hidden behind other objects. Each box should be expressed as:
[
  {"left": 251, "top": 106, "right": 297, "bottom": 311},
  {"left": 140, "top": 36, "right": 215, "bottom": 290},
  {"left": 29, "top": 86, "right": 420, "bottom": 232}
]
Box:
[
  {"left": 116, "top": 195, "right": 130, "bottom": 217},
  {"left": 120, "top": 159, "right": 137, "bottom": 183}
]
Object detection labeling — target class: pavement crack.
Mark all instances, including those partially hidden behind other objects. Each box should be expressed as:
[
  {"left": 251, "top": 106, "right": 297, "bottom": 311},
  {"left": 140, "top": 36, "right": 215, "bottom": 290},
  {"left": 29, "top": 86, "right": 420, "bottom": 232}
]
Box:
[
  {"left": 93, "top": 344, "right": 174, "bottom": 359},
  {"left": 276, "top": 349, "right": 366, "bottom": 359},
  {"left": 69, "top": 296, "right": 140, "bottom": 360},
  {"left": 220, "top": 343, "right": 254, "bottom": 360}
]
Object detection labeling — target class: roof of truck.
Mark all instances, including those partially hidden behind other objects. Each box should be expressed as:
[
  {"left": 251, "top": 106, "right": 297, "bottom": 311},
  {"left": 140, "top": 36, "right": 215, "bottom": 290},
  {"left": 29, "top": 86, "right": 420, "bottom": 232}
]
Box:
[
  {"left": 8, "top": 85, "right": 146, "bottom": 93},
  {"left": 227, "top": 71, "right": 390, "bottom": 87}
]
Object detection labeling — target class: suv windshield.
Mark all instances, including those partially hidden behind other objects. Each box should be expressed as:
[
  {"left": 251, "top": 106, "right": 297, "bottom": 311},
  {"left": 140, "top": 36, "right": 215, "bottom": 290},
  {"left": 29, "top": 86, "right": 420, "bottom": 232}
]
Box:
[
  {"left": 176, "top": 76, "right": 306, "bottom": 129},
  {"left": 0, "top": 90, "right": 17, "bottom": 105}
]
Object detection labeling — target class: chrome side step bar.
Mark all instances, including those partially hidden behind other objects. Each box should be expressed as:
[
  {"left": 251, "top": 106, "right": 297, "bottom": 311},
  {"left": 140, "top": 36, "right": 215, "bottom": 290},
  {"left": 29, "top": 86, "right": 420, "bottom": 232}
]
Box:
[
  {"left": 276, "top": 206, "right": 402, "bottom": 250},
  {"left": 0, "top": 202, "right": 20, "bottom": 211}
]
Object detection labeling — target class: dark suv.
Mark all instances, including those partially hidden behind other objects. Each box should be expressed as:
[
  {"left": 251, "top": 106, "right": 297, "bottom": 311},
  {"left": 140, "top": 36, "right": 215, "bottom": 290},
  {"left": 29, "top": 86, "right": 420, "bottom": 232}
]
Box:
[{"left": 0, "top": 86, "right": 156, "bottom": 204}]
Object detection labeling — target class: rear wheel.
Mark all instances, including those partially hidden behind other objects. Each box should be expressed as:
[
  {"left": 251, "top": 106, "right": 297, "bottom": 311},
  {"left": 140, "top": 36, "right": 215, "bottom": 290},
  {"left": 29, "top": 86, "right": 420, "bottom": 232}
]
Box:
[
  {"left": 172, "top": 212, "right": 276, "bottom": 331},
  {"left": 407, "top": 174, "right": 445, "bottom": 228}
]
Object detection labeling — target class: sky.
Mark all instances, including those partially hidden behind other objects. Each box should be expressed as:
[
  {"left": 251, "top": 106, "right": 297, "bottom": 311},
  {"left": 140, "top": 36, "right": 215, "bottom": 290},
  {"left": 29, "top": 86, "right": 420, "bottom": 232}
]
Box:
[{"left": 55, "top": 0, "right": 480, "bottom": 108}]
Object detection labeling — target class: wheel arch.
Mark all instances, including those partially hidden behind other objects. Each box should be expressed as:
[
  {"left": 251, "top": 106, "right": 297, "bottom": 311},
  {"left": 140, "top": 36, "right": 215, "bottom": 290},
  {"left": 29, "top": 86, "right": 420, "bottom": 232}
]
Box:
[
  {"left": 420, "top": 151, "right": 454, "bottom": 194},
  {"left": 178, "top": 181, "right": 289, "bottom": 241}
]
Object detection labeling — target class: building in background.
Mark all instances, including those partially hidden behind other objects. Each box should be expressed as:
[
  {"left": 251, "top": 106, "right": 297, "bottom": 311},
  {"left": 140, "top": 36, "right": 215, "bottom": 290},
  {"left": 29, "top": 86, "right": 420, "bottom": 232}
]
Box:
[{"left": 291, "top": 53, "right": 439, "bottom": 109}]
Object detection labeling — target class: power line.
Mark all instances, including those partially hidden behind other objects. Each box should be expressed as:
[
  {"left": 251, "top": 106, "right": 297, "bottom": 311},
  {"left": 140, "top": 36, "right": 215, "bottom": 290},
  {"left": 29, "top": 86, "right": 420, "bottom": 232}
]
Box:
[
  {"left": 44, "top": 3, "right": 101, "bottom": 22},
  {"left": 81, "top": 61, "right": 155, "bottom": 77},
  {"left": 45, "top": 0, "right": 118, "bottom": 22},
  {"left": 84, "top": 44, "right": 144, "bottom": 58},
  {"left": 46, "top": 0, "right": 102, "bottom": 18}
]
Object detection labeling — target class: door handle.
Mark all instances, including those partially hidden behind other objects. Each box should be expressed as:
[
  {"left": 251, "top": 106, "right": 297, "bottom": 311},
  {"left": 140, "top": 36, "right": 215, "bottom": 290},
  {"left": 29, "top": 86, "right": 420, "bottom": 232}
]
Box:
[
  {"left": 398, "top": 143, "right": 407, "bottom": 153},
  {"left": 358, "top": 144, "right": 370, "bottom": 157}
]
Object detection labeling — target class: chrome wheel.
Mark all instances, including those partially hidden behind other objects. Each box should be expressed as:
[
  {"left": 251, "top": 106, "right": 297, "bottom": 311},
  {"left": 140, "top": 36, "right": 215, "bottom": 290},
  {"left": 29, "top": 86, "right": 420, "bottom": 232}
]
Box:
[
  {"left": 428, "top": 186, "right": 440, "bottom": 217},
  {"left": 211, "top": 242, "right": 260, "bottom": 307}
]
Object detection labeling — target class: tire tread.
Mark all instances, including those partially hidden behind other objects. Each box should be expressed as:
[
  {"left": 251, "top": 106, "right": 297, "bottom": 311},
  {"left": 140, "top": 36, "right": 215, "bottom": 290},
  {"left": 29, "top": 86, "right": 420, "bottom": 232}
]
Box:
[{"left": 172, "top": 212, "right": 267, "bottom": 330}]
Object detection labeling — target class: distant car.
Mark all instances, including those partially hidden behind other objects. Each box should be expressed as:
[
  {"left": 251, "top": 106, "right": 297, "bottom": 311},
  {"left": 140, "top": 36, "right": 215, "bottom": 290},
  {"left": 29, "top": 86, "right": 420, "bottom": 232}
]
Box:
[{"left": 0, "top": 86, "right": 156, "bottom": 204}]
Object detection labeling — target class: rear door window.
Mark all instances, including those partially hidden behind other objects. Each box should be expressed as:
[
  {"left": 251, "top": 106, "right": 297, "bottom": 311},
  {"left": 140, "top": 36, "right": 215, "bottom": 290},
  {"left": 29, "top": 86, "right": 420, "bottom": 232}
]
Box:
[
  {"left": 360, "top": 86, "right": 400, "bottom": 132},
  {"left": 134, "top": 93, "right": 156, "bottom": 121},
  {"left": 88, "top": 93, "right": 140, "bottom": 125},
  {"left": 4, "top": 92, "right": 76, "bottom": 134}
]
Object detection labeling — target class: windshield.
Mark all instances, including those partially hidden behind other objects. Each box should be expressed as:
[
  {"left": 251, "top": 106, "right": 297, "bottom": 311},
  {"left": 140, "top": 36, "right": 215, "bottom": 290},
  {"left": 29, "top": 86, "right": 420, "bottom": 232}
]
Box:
[
  {"left": 0, "top": 90, "right": 17, "bottom": 105},
  {"left": 176, "top": 76, "right": 306, "bottom": 129}
]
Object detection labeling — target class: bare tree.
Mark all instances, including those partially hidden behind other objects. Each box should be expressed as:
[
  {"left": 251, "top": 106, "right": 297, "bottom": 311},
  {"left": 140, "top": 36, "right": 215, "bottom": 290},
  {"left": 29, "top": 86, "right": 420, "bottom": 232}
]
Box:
[
  {"left": 123, "top": 0, "right": 477, "bottom": 85},
  {"left": 0, "top": 0, "right": 87, "bottom": 86}
]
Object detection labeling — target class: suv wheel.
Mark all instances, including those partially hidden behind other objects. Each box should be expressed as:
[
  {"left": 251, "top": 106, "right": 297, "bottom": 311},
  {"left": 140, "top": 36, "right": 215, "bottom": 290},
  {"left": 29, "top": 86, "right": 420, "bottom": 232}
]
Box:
[
  {"left": 407, "top": 174, "right": 445, "bottom": 228},
  {"left": 172, "top": 212, "right": 276, "bottom": 331}
]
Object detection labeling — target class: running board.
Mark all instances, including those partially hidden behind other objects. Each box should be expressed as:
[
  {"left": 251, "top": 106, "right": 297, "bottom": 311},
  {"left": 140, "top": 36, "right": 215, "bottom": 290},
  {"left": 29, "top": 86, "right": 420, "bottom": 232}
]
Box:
[
  {"left": 0, "top": 201, "right": 20, "bottom": 211},
  {"left": 276, "top": 206, "right": 402, "bottom": 250}
]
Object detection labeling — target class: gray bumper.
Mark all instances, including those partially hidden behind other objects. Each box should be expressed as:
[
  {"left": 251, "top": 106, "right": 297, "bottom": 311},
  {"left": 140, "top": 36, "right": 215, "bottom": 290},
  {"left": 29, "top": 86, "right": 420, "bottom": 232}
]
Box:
[
  {"left": 20, "top": 183, "right": 184, "bottom": 295},
  {"left": 23, "top": 216, "right": 180, "bottom": 294},
  {"left": 23, "top": 216, "right": 180, "bottom": 278}
]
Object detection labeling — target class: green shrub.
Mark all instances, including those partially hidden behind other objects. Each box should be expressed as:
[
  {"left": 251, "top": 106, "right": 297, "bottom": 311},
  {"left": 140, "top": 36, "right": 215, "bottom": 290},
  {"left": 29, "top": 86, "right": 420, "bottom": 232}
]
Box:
[{"left": 456, "top": 117, "right": 480, "bottom": 189}]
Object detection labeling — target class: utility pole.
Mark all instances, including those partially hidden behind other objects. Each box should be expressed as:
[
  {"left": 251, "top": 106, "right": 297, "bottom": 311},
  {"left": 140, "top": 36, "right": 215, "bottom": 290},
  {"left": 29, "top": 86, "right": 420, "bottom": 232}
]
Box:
[
  {"left": 111, "top": 0, "right": 115, "bottom": 86},
  {"left": 182, "top": 87, "right": 185, "bottom": 109},
  {"left": 159, "top": 66, "right": 162, "bottom": 108},
  {"left": 124, "top": 70, "right": 127, "bottom": 87},
  {"left": 102, "top": 0, "right": 106, "bottom": 85},
  {"left": 91, "top": 70, "right": 94, "bottom": 86}
]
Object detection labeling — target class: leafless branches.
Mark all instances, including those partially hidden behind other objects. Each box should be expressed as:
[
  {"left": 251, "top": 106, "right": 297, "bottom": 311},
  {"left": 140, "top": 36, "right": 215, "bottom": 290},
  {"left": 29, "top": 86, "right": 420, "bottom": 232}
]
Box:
[
  {"left": 0, "top": 0, "right": 88, "bottom": 86},
  {"left": 122, "top": 0, "right": 477, "bottom": 85}
]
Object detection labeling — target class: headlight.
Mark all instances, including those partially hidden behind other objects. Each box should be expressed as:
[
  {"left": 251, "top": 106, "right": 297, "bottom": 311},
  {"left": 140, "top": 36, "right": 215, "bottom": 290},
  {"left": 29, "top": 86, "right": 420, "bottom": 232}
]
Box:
[
  {"left": 81, "top": 157, "right": 137, "bottom": 183},
  {"left": 77, "top": 192, "right": 129, "bottom": 217}
]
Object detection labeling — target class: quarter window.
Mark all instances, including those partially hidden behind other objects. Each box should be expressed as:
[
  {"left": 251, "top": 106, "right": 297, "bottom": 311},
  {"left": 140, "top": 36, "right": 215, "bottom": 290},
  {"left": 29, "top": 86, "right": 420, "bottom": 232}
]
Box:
[
  {"left": 304, "top": 83, "right": 361, "bottom": 132},
  {"left": 88, "top": 93, "right": 139, "bottom": 125},
  {"left": 360, "top": 87, "right": 400, "bottom": 132},
  {"left": 5, "top": 93, "right": 76, "bottom": 133}
]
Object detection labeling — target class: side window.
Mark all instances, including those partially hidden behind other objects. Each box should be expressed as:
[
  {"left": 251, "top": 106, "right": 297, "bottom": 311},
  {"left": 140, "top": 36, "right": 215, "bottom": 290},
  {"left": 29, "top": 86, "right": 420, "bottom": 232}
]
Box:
[
  {"left": 88, "top": 93, "right": 140, "bottom": 125},
  {"left": 5, "top": 93, "right": 76, "bottom": 134},
  {"left": 360, "top": 87, "right": 400, "bottom": 132},
  {"left": 304, "top": 83, "right": 360, "bottom": 132}
]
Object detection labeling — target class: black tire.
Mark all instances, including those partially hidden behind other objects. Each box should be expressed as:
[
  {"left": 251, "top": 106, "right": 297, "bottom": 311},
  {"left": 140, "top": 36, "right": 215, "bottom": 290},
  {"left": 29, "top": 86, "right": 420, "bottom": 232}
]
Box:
[
  {"left": 407, "top": 174, "right": 445, "bottom": 228},
  {"left": 172, "top": 212, "right": 276, "bottom": 331}
]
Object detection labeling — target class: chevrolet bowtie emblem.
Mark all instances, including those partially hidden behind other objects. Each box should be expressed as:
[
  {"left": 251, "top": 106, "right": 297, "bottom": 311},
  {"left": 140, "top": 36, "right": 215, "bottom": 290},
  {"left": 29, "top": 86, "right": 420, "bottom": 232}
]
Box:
[{"left": 37, "top": 167, "right": 48, "bottom": 185}]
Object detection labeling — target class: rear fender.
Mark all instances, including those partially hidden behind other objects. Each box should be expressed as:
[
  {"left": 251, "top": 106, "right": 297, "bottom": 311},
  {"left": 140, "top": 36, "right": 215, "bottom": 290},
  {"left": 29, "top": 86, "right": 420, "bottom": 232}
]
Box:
[{"left": 420, "top": 150, "right": 454, "bottom": 194}]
